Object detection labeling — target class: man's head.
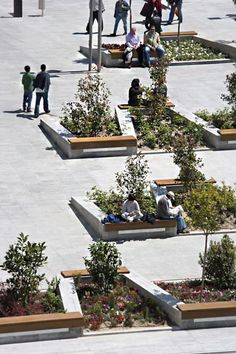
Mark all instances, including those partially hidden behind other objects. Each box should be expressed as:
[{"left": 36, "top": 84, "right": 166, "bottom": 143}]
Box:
[
  {"left": 130, "top": 27, "right": 136, "bottom": 35},
  {"left": 24, "top": 65, "right": 30, "bottom": 73},
  {"left": 41, "top": 64, "right": 46, "bottom": 72},
  {"left": 167, "top": 191, "right": 175, "bottom": 200},
  {"left": 150, "top": 25, "right": 156, "bottom": 32}
]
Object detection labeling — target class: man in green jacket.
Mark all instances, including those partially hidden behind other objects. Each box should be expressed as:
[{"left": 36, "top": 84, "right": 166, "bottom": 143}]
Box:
[{"left": 22, "top": 65, "right": 34, "bottom": 112}]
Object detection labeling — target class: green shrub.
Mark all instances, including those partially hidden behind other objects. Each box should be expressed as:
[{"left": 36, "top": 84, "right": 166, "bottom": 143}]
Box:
[
  {"left": 0, "top": 233, "right": 47, "bottom": 306},
  {"left": 43, "top": 277, "right": 64, "bottom": 313},
  {"left": 222, "top": 70, "right": 236, "bottom": 114},
  {"left": 84, "top": 241, "right": 122, "bottom": 294},
  {"left": 199, "top": 235, "right": 236, "bottom": 289},
  {"left": 195, "top": 108, "right": 234, "bottom": 129},
  {"left": 87, "top": 187, "right": 123, "bottom": 214},
  {"left": 61, "top": 74, "right": 119, "bottom": 137}
]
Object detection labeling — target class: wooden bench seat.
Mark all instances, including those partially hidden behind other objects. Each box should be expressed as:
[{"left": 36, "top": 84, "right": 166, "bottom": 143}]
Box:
[
  {"left": 177, "top": 301, "right": 236, "bottom": 320},
  {"left": 0, "top": 312, "right": 84, "bottom": 334},
  {"left": 68, "top": 135, "right": 137, "bottom": 149},
  {"left": 154, "top": 177, "right": 216, "bottom": 187},
  {"left": 219, "top": 129, "right": 236, "bottom": 141},
  {"left": 61, "top": 266, "right": 129, "bottom": 278},
  {"left": 118, "top": 101, "right": 175, "bottom": 110},
  {"left": 160, "top": 31, "right": 198, "bottom": 37},
  {"left": 104, "top": 219, "right": 176, "bottom": 232},
  {"left": 109, "top": 49, "right": 157, "bottom": 60}
]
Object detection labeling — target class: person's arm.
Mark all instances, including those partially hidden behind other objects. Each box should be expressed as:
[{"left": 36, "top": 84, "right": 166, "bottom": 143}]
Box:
[
  {"left": 134, "top": 201, "right": 141, "bottom": 214},
  {"left": 114, "top": 2, "right": 118, "bottom": 17},
  {"left": 126, "top": 34, "right": 133, "bottom": 48},
  {"left": 122, "top": 201, "right": 128, "bottom": 214}
]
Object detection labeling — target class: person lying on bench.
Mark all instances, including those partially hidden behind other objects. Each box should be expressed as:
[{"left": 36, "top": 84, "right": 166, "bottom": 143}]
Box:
[
  {"left": 128, "top": 78, "right": 143, "bottom": 106},
  {"left": 157, "top": 191, "right": 189, "bottom": 233},
  {"left": 122, "top": 194, "right": 143, "bottom": 222}
]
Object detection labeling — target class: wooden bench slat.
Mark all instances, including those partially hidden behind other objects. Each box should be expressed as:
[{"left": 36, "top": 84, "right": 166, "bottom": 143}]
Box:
[
  {"left": 61, "top": 266, "right": 130, "bottom": 278},
  {"left": 154, "top": 177, "right": 216, "bottom": 187},
  {"left": 118, "top": 101, "right": 175, "bottom": 110},
  {"left": 68, "top": 135, "right": 137, "bottom": 149},
  {"left": 104, "top": 219, "right": 176, "bottom": 232},
  {"left": 219, "top": 129, "right": 236, "bottom": 141},
  {"left": 178, "top": 301, "right": 236, "bottom": 320},
  {"left": 0, "top": 312, "right": 84, "bottom": 333},
  {"left": 160, "top": 31, "right": 198, "bottom": 37}
]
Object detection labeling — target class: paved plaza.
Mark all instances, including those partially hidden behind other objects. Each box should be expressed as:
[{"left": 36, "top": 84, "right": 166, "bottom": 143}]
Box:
[{"left": 0, "top": 0, "right": 236, "bottom": 352}]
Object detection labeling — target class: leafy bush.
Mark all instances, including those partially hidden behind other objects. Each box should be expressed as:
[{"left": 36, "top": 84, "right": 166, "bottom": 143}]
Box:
[
  {"left": 0, "top": 233, "right": 47, "bottom": 306},
  {"left": 84, "top": 241, "right": 122, "bottom": 294},
  {"left": 43, "top": 277, "right": 64, "bottom": 313},
  {"left": 199, "top": 235, "right": 236, "bottom": 289},
  {"left": 222, "top": 70, "right": 236, "bottom": 115},
  {"left": 195, "top": 108, "right": 235, "bottom": 129},
  {"left": 61, "top": 74, "right": 119, "bottom": 137},
  {"left": 87, "top": 187, "right": 124, "bottom": 214}
]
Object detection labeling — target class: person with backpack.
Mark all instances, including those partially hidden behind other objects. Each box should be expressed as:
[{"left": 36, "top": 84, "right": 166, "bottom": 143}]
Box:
[
  {"left": 34, "top": 64, "right": 51, "bottom": 118},
  {"left": 21, "top": 65, "right": 35, "bottom": 113},
  {"left": 111, "top": 0, "right": 130, "bottom": 36}
]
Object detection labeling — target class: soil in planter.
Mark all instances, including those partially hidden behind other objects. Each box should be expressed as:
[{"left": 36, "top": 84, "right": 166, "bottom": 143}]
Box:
[
  {"left": 155, "top": 279, "right": 236, "bottom": 303},
  {"left": 0, "top": 283, "right": 64, "bottom": 317},
  {"left": 130, "top": 108, "right": 204, "bottom": 151},
  {"left": 75, "top": 279, "right": 169, "bottom": 331}
]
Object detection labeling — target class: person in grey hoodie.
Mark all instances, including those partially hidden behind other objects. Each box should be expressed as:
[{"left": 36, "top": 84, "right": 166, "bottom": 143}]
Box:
[
  {"left": 34, "top": 64, "right": 51, "bottom": 118},
  {"left": 86, "top": 0, "right": 105, "bottom": 33}
]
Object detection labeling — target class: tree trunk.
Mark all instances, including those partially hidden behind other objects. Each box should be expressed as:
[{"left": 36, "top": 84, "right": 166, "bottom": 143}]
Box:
[{"left": 199, "top": 233, "right": 209, "bottom": 302}]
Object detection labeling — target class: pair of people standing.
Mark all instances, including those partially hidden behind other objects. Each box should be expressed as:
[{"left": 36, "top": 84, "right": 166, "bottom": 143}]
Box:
[{"left": 22, "top": 64, "right": 51, "bottom": 118}]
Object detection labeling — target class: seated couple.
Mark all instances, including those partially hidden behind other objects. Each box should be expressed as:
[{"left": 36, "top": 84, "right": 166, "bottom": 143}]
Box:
[{"left": 123, "top": 26, "right": 165, "bottom": 68}]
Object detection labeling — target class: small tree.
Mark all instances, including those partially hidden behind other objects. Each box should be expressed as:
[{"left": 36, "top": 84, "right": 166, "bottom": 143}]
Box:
[
  {"left": 115, "top": 153, "right": 150, "bottom": 199},
  {"left": 184, "top": 184, "right": 222, "bottom": 301},
  {"left": 172, "top": 133, "right": 205, "bottom": 191},
  {"left": 84, "top": 241, "right": 122, "bottom": 294},
  {"left": 61, "top": 74, "right": 117, "bottom": 137},
  {"left": 221, "top": 70, "right": 236, "bottom": 117},
  {"left": 144, "top": 58, "right": 170, "bottom": 122},
  {"left": 199, "top": 234, "right": 236, "bottom": 289},
  {"left": 0, "top": 233, "right": 48, "bottom": 306}
]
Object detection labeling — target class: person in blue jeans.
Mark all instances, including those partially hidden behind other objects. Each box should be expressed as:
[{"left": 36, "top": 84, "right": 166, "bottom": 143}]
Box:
[
  {"left": 156, "top": 191, "right": 189, "bottom": 233},
  {"left": 166, "top": 0, "right": 183, "bottom": 25},
  {"left": 143, "top": 26, "right": 164, "bottom": 66},
  {"left": 34, "top": 64, "right": 51, "bottom": 118},
  {"left": 22, "top": 65, "right": 35, "bottom": 112},
  {"left": 111, "top": 0, "right": 130, "bottom": 36}
]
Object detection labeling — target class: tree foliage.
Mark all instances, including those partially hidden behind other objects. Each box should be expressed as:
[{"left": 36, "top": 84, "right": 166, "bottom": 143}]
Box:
[
  {"left": 0, "top": 233, "right": 48, "bottom": 306},
  {"left": 61, "top": 74, "right": 118, "bottom": 137},
  {"left": 199, "top": 235, "right": 236, "bottom": 289},
  {"left": 84, "top": 241, "right": 122, "bottom": 294},
  {"left": 221, "top": 70, "right": 236, "bottom": 116}
]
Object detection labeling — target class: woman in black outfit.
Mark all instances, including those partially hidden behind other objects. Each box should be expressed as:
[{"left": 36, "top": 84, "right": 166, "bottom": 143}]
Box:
[{"left": 128, "top": 79, "right": 143, "bottom": 106}]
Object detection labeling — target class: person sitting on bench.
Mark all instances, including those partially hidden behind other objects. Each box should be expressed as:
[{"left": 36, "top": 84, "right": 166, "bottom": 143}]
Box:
[
  {"left": 143, "top": 26, "right": 165, "bottom": 67},
  {"left": 128, "top": 78, "right": 143, "bottom": 106},
  {"left": 122, "top": 194, "right": 143, "bottom": 222},
  {"left": 157, "top": 191, "right": 189, "bottom": 233},
  {"left": 123, "top": 27, "right": 144, "bottom": 68}
]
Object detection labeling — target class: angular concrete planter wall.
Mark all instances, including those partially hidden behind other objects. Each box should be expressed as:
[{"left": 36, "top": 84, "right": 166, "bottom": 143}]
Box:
[
  {"left": 80, "top": 34, "right": 232, "bottom": 68},
  {"left": 0, "top": 278, "right": 83, "bottom": 344},
  {"left": 40, "top": 112, "right": 137, "bottom": 158},
  {"left": 70, "top": 196, "right": 177, "bottom": 241}
]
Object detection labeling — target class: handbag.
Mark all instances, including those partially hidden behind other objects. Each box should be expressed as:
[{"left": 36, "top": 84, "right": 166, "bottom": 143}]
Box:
[{"left": 140, "top": 2, "right": 154, "bottom": 17}]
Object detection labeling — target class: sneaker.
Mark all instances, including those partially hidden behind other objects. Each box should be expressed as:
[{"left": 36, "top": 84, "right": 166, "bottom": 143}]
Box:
[
  {"left": 34, "top": 114, "right": 39, "bottom": 118},
  {"left": 128, "top": 64, "right": 132, "bottom": 69},
  {"left": 127, "top": 216, "right": 134, "bottom": 222},
  {"left": 178, "top": 228, "right": 190, "bottom": 234},
  {"left": 123, "top": 32, "right": 127, "bottom": 35},
  {"left": 27, "top": 108, "right": 32, "bottom": 112},
  {"left": 45, "top": 110, "right": 50, "bottom": 114},
  {"left": 110, "top": 33, "right": 116, "bottom": 37}
]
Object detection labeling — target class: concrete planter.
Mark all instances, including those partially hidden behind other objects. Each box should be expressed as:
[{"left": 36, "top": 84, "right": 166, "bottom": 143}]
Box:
[
  {"left": 40, "top": 114, "right": 137, "bottom": 158},
  {"left": 0, "top": 278, "right": 83, "bottom": 344},
  {"left": 70, "top": 196, "right": 177, "bottom": 241}
]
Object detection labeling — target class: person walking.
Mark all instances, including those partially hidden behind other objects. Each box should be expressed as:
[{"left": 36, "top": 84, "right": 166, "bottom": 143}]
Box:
[
  {"left": 111, "top": 0, "right": 130, "bottom": 36},
  {"left": 86, "top": 0, "right": 105, "bottom": 33},
  {"left": 21, "top": 65, "right": 34, "bottom": 113},
  {"left": 166, "top": 0, "right": 183, "bottom": 25},
  {"left": 34, "top": 64, "right": 51, "bottom": 118}
]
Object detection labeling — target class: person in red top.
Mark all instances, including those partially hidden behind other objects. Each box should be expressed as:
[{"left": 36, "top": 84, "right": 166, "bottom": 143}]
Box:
[{"left": 147, "top": 0, "right": 162, "bottom": 18}]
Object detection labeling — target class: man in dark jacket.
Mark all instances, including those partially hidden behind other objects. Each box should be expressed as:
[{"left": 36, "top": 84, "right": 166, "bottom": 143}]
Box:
[
  {"left": 145, "top": 11, "right": 162, "bottom": 34},
  {"left": 111, "top": 0, "right": 130, "bottom": 36},
  {"left": 34, "top": 64, "right": 51, "bottom": 118}
]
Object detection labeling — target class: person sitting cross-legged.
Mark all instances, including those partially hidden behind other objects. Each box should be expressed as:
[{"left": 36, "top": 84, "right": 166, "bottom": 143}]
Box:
[
  {"left": 122, "top": 194, "right": 143, "bottom": 222},
  {"left": 143, "top": 26, "right": 164, "bottom": 67},
  {"left": 156, "top": 191, "right": 189, "bottom": 233}
]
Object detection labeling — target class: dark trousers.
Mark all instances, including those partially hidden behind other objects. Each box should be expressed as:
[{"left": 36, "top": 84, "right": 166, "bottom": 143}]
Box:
[
  {"left": 23, "top": 90, "right": 33, "bottom": 111},
  {"left": 34, "top": 92, "right": 49, "bottom": 116},
  {"left": 86, "top": 11, "right": 104, "bottom": 32}
]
